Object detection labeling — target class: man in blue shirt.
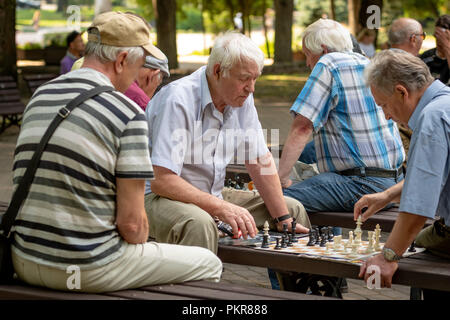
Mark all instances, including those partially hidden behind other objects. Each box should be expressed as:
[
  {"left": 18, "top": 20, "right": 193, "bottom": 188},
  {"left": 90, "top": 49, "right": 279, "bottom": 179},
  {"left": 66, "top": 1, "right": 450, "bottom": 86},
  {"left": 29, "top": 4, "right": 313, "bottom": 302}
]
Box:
[{"left": 356, "top": 49, "right": 450, "bottom": 290}]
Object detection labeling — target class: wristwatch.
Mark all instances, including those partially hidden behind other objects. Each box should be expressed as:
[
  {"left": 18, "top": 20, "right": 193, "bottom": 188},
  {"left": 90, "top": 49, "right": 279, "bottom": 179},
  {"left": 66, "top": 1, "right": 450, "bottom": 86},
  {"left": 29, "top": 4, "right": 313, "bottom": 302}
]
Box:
[{"left": 382, "top": 247, "right": 402, "bottom": 262}]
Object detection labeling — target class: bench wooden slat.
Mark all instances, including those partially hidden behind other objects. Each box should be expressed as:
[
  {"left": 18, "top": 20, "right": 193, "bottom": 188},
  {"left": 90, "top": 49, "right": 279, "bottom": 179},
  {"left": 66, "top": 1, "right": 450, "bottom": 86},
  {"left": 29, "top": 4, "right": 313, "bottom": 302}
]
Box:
[
  {"left": 182, "top": 280, "right": 336, "bottom": 300},
  {"left": 105, "top": 289, "right": 198, "bottom": 300},
  {"left": 0, "top": 285, "right": 124, "bottom": 300},
  {"left": 140, "top": 283, "right": 283, "bottom": 300},
  {"left": 0, "top": 102, "right": 26, "bottom": 116}
]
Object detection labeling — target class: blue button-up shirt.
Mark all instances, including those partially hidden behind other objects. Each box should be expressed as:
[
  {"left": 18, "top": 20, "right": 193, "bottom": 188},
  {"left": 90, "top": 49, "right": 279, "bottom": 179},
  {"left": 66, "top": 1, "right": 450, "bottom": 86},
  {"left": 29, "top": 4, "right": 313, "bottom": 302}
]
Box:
[
  {"left": 399, "top": 80, "right": 450, "bottom": 226},
  {"left": 290, "top": 52, "right": 405, "bottom": 173},
  {"left": 145, "top": 66, "right": 269, "bottom": 198}
]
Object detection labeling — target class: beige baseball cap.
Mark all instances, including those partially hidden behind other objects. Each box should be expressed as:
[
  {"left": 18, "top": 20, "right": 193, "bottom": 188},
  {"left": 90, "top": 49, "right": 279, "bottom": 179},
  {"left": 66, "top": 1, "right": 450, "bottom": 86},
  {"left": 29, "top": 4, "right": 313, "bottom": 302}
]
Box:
[{"left": 87, "top": 11, "right": 166, "bottom": 60}]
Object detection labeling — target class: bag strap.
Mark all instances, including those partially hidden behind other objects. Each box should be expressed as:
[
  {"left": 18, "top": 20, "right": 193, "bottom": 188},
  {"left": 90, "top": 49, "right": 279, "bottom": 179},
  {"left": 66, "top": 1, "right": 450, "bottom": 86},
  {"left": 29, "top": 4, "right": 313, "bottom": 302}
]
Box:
[{"left": 0, "top": 85, "right": 114, "bottom": 237}]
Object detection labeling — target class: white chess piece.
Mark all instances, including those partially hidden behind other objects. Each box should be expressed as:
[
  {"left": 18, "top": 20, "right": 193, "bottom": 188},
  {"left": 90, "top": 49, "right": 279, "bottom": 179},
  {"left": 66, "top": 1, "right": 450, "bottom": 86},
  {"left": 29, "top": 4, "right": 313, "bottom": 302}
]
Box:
[
  {"left": 345, "top": 231, "right": 354, "bottom": 251},
  {"left": 348, "top": 242, "right": 359, "bottom": 259},
  {"left": 365, "top": 231, "right": 374, "bottom": 254},
  {"left": 374, "top": 224, "right": 381, "bottom": 251},
  {"left": 334, "top": 235, "right": 343, "bottom": 252},
  {"left": 325, "top": 242, "right": 333, "bottom": 254},
  {"left": 263, "top": 220, "right": 269, "bottom": 236},
  {"left": 354, "top": 216, "right": 363, "bottom": 246}
]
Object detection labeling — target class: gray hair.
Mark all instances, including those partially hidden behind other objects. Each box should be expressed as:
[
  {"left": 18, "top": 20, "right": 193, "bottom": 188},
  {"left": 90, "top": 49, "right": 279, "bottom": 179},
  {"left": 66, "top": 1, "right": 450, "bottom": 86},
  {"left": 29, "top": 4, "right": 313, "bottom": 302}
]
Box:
[
  {"left": 365, "top": 49, "right": 434, "bottom": 95},
  {"left": 302, "top": 19, "right": 353, "bottom": 54},
  {"left": 388, "top": 18, "right": 422, "bottom": 45},
  {"left": 84, "top": 29, "right": 144, "bottom": 64},
  {"left": 206, "top": 32, "right": 265, "bottom": 78}
]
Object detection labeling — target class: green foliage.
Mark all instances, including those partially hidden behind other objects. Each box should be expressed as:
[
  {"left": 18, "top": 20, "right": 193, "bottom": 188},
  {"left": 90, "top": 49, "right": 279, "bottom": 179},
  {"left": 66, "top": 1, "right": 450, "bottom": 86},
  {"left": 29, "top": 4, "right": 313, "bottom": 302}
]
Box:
[
  {"left": 44, "top": 32, "right": 70, "bottom": 48},
  {"left": 17, "top": 42, "right": 43, "bottom": 50},
  {"left": 177, "top": 4, "right": 203, "bottom": 31},
  {"left": 295, "top": 0, "right": 348, "bottom": 26}
]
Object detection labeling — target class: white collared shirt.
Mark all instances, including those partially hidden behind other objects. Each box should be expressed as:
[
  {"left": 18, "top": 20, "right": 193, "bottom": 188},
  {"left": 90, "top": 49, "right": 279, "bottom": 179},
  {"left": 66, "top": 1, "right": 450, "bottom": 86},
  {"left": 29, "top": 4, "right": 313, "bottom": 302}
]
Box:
[{"left": 145, "top": 66, "right": 268, "bottom": 198}]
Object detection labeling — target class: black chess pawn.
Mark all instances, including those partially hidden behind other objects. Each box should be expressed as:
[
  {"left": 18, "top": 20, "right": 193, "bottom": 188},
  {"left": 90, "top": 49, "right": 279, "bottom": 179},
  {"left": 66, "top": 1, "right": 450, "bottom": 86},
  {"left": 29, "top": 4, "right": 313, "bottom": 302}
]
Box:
[
  {"left": 319, "top": 233, "right": 327, "bottom": 247},
  {"left": 408, "top": 241, "right": 416, "bottom": 252},
  {"left": 274, "top": 236, "right": 282, "bottom": 250},
  {"left": 287, "top": 234, "right": 293, "bottom": 247},
  {"left": 261, "top": 234, "right": 269, "bottom": 248},
  {"left": 281, "top": 234, "right": 288, "bottom": 248},
  {"left": 307, "top": 230, "right": 315, "bottom": 246},
  {"left": 283, "top": 223, "right": 289, "bottom": 237}
]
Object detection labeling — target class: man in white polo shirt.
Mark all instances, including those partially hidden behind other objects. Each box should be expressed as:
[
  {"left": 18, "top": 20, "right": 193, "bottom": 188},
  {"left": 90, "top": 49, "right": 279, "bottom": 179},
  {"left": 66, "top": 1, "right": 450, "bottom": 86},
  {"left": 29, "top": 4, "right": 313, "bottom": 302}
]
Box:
[{"left": 145, "top": 32, "right": 311, "bottom": 254}]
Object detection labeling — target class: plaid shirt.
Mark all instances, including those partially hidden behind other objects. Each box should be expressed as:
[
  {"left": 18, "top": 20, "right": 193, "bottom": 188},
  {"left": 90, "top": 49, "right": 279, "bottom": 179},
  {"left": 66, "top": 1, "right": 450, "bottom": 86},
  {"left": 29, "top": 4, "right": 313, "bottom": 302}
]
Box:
[{"left": 291, "top": 52, "right": 405, "bottom": 173}]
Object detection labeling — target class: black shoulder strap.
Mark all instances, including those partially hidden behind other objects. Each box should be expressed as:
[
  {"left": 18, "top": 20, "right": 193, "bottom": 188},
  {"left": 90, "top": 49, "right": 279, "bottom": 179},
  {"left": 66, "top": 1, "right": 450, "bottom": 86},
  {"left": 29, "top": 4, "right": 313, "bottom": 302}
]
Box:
[{"left": 0, "top": 85, "right": 114, "bottom": 237}]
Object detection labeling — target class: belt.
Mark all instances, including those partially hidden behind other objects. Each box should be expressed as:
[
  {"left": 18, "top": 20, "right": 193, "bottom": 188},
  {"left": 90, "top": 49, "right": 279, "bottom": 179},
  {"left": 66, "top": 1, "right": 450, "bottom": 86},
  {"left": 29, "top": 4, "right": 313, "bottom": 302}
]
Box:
[{"left": 337, "top": 166, "right": 404, "bottom": 179}]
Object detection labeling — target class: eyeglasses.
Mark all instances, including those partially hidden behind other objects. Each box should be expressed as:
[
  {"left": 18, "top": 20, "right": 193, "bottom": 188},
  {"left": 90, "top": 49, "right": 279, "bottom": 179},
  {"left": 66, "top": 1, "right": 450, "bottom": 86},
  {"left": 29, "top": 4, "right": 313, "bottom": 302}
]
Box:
[{"left": 411, "top": 32, "right": 426, "bottom": 40}]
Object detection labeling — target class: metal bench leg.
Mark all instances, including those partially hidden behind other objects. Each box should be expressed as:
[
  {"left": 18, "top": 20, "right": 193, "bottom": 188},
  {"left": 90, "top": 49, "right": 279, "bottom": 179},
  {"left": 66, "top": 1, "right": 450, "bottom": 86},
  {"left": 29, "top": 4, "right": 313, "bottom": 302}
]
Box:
[{"left": 410, "top": 287, "right": 423, "bottom": 300}]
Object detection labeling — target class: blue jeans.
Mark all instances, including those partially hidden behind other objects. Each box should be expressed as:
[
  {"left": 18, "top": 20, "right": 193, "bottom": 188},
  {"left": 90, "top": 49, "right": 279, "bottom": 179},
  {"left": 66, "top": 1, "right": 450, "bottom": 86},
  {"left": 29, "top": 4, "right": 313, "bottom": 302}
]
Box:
[
  {"left": 283, "top": 172, "right": 402, "bottom": 213},
  {"left": 299, "top": 141, "right": 316, "bottom": 164}
]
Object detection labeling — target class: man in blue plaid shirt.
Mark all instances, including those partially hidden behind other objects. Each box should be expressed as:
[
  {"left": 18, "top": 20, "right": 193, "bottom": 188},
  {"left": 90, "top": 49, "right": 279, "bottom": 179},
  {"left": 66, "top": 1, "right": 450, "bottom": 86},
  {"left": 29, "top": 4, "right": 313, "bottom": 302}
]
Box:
[{"left": 279, "top": 19, "right": 405, "bottom": 217}]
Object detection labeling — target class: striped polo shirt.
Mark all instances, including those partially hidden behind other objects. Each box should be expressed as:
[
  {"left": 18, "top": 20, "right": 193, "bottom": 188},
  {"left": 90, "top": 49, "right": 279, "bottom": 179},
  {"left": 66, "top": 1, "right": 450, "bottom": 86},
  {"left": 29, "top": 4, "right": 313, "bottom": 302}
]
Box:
[
  {"left": 291, "top": 51, "right": 405, "bottom": 173},
  {"left": 11, "top": 68, "right": 153, "bottom": 270}
]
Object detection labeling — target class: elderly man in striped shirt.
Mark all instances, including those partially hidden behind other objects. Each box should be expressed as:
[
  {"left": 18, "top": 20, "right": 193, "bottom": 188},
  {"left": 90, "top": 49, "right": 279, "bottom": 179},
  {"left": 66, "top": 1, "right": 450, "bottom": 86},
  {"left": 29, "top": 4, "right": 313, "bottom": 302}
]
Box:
[{"left": 279, "top": 19, "right": 405, "bottom": 223}]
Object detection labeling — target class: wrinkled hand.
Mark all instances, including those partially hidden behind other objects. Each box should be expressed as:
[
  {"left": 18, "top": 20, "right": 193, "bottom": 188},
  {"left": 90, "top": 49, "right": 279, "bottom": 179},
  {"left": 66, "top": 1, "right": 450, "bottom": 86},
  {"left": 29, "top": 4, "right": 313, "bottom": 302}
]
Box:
[
  {"left": 359, "top": 254, "right": 399, "bottom": 288},
  {"left": 276, "top": 218, "right": 309, "bottom": 234},
  {"left": 213, "top": 201, "right": 258, "bottom": 239},
  {"left": 280, "top": 178, "right": 293, "bottom": 189},
  {"left": 139, "top": 69, "right": 162, "bottom": 98},
  {"left": 353, "top": 192, "right": 390, "bottom": 222}
]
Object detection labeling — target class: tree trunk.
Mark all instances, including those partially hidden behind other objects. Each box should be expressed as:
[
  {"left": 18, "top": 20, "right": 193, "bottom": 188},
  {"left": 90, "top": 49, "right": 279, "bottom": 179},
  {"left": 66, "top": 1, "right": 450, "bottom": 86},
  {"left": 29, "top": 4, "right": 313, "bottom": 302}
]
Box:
[
  {"left": 262, "top": 0, "right": 271, "bottom": 59},
  {"left": 57, "top": 0, "right": 68, "bottom": 13},
  {"left": 348, "top": 0, "right": 361, "bottom": 36},
  {"left": 330, "top": 0, "right": 336, "bottom": 20},
  {"left": 274, "top": 0, "right": 293, "bottom": 63},
  {"left": 0, "top": 0, "right": 17, "bottom": 78},
  {"left": 156, "top": 0, "right": 178, "bottom": 69}
]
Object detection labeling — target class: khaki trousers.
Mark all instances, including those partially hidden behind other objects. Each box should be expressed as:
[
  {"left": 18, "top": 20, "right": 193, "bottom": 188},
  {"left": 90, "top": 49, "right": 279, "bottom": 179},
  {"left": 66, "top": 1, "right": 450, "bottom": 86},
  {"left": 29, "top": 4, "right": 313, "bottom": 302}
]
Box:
[
  {"left": 12, "top": 241, "right": 222, "bottom": 293},
  {"left": 145, "top": 187, "right": 311, "bottom": 253}
]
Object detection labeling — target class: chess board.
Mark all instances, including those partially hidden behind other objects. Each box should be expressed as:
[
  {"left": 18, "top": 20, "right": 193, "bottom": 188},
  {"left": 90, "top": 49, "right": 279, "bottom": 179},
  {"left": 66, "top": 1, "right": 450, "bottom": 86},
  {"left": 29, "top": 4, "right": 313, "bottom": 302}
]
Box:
[{"left": 251, "top": 235, "right": 424, "bottom": 265}]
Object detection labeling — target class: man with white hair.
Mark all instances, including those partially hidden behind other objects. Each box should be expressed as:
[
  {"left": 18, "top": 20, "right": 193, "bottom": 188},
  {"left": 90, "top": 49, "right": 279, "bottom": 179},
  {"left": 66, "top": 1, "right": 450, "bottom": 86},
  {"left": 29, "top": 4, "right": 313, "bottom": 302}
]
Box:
[
  {"left": 9, "top": 11, "right": 222, "bottom": 293},
  {"left": 145, "top": 32, "right": 311, "bottom": 254},
  {"left": 388, "top": 17, "right": 425, "bottom": 56},
  {"left": 356, "top": 50, "right": 449, "bottom": 296},
  {"left": 279, "top": 18, "right": 405, "bottom": 219}
]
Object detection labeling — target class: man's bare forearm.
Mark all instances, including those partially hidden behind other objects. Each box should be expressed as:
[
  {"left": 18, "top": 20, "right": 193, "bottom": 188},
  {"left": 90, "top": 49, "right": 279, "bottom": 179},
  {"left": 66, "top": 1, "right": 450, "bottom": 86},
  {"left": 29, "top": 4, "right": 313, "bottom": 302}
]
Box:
[
  {"left": 383, "top": 180, "right": 404, "bottom": 203},
  {"left": 246, "top": 152, "right": 288, "bottom": 218},
  {"left": 278, "top": 115, "right": 313, "bottom": 182}
]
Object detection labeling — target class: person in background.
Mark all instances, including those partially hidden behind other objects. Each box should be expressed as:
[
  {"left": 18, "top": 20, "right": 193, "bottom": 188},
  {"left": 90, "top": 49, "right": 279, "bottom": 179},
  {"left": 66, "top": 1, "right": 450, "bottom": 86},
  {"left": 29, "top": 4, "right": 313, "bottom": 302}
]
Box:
[
  {"left": 388, "top": 18, "right": 425, "bottom": 57},
  {"left": 60, "top": 31, "right": 85, "bottom": 75},
  {"left": 357, "top": 28, "right": 376, "bottom": 58},
  {"left": 124, "top": 55, "right": 170, "bottom": 111},
  {"left": 420, "top": 14, "right": 450, "bottom": 86}
]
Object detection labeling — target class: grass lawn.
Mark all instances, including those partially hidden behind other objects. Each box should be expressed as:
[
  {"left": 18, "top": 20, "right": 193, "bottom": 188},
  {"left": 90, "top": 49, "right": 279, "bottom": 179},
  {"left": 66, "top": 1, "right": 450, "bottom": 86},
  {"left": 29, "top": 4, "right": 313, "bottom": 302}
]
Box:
[{"left": 254, "top": 74, "right": 309, "bottom": 103}]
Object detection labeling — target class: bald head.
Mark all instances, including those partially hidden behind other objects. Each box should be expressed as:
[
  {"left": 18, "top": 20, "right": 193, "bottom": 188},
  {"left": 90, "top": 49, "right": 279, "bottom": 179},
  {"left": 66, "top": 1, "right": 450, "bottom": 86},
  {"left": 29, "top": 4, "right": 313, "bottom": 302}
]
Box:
[{"left": 388, "top": 18, "right": 424, "bottom": 56}]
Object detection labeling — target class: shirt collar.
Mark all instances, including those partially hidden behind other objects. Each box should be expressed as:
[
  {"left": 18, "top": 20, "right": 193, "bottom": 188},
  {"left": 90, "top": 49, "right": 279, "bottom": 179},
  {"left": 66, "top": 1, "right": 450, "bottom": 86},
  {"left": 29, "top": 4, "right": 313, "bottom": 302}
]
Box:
[
  {"left": 200, "top": 67, "right": 214, "bottom": 112},
  {"left": 408, "top": 80, "right": 446, "bottom": 130}
]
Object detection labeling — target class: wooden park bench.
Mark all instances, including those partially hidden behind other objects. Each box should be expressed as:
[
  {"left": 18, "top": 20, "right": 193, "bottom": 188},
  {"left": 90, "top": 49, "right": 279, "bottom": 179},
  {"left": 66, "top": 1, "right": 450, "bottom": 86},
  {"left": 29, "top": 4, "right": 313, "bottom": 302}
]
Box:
[
  {"left": 0, "top": 201, "right": 333, "bottom": 300},
  {"left": 0, "top": 76, "right": 26, "bottom": 134},
  {"left": 23, "top": 73, "right": 58, "bottom": 96}
]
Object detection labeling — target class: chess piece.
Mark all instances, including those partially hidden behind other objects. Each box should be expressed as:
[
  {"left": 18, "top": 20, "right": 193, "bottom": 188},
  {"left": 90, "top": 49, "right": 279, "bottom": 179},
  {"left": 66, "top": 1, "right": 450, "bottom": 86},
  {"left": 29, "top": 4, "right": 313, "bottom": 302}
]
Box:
[
  {"left": 365, "top": 231, "right": 374, "bottom": 254},
  {"left": 274, "top": 236, "right": 282, "bottom": 250},
  {"left": 354, "top": 215, "right": 363, "bottom": 245},
  {"left": 327, "top": 226, "right": 334, "bottom": 242},
  {"left": 314, "top": 227, "right": 321, "bottom": 245},
  {"left": 334, "top": 235, "right": 343, "bottom": 251},
  {"left": 291, "top": 218, "right": 297, "bottom": 242},
  {"left": 261, "top": 234, "right": 269, "bottom": 248},
  {"left": 345, "top": 231, "right": 354, "bottom": 251},
  {"left": 348, "top": 242, "right": 359, "bottom": 259},
  {"left": 319, "top": 233, "right": 327, "bottom": 247},
  {"left": 263, "top": 221, "right": 269, "bottom": 236},
  {"left": 307, "top": 230, "right": 315, "bottom": 246},
  {"left": 287, "top": 234, "right": 293, "bottom": 247},
  {"left": 408, "top": 241, "right": 416, "bottom": 252},
  {"left": 374, "top": 224, "right": 381, "bottom": 251},
  {"left": 281, "top": 234, "right": 287, "bottom": 248},
  {"left": 283, "top": 223, "right": 289, "bottom": 238}
]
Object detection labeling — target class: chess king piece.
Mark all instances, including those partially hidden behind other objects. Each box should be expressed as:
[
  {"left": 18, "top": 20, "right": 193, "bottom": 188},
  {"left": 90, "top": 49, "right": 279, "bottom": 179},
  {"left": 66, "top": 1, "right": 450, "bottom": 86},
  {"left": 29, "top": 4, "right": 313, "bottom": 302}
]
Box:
[{"left": 365, "top": 231, "right": 374, "bottom": 254}]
